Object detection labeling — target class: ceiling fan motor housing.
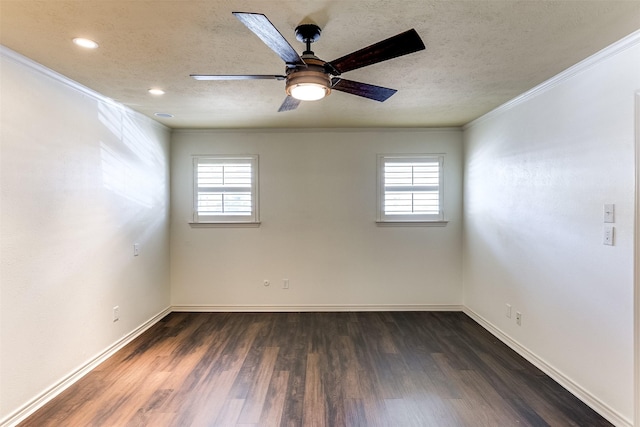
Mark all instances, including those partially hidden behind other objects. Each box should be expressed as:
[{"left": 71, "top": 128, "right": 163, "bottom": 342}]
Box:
[{"left": 285, "top": 55, "right": 332, "bottom": 100}]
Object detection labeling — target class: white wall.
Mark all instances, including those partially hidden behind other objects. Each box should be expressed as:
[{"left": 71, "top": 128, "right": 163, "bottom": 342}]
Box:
[
  {"left": 171, "top": 129, "right": 463, "bottom": 309},
  {"left": 463, "top": 35, "right": 640, "bottom": 425},
  {"left": 0, "top": 48, "right": 171, "bottom": 423}
]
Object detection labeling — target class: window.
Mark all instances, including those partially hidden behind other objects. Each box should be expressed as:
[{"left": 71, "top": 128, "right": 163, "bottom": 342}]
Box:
[
  {"left": 192, "top": 155, "right": 259, "bottom": 224},
  {"left": 377, "top": 154, "right": 444, "bottom": 223}
]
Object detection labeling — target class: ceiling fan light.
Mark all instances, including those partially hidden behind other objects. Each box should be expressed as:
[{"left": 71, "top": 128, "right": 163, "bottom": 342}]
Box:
[
  {"left": 285, "top": 70, "right": 331, "bottom": 101},
  {"left": 289, "top": 83, "right": 329, "bottom": 101}
]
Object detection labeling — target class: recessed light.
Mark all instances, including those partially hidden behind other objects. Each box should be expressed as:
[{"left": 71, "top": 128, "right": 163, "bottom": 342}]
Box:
[
  {"left": 154, "top": 113, "right": 174, "bottom": 118},
  {"left": 72, "top": 37, "right": 99, "bottom": 49},
  {"left": 148, "top": 88, "right": 165, "bottom": 96}
]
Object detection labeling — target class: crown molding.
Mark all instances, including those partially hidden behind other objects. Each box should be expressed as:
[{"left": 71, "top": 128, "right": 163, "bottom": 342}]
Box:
[
  {"left": 465, "top": 29, "right": 640, "bottom": 130},
  {"left": 171, "top": 127, "right": 462, "bottom": 134},
  {"left": 0, "top": 45, "right": 168, "bottom": 132}
]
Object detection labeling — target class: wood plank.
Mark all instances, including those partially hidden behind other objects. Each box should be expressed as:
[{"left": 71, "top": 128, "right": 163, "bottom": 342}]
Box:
[
  {"left": 302, "top": 352, "right": 326, "bottom": 427},
  {"left": 211, "top": 398, "right": 244, "bottom": 427},
  {"left": 257, "top": 370, "right": 289, "bottom": 426},
  {"left": 237, "top": 346, "right": 280, "bottom": 423}
]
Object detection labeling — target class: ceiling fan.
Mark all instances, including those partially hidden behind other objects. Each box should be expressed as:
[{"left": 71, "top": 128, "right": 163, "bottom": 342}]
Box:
[{"left": 190, "top": 12, "right": 426, "bottom": 112}]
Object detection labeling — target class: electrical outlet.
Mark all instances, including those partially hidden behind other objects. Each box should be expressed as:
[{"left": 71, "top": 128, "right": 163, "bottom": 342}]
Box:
[
  {"left": 505, "top": 304, "right": 512, "bottom": 319},
  {"left": 283, "top": 279, "right": 289, "bottom": 289},
  {"left": 263, "top": 280, "right": 270, "bottom": 287},
  {"left": 113, "top": 306, "right": 120, "bottom": 322},
  {"left": 516, "top": 312, "right": 522, "bottom": 326}
]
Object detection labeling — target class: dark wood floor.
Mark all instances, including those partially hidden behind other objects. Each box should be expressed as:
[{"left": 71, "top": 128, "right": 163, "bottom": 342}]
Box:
[{"left": 20, "top": 311, "right": 612, "bottom": 427}]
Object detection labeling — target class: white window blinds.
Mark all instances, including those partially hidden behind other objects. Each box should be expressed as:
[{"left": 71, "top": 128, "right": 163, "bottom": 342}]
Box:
[
  {"left": 378, "top": 155, "right": 444, "bottom": 222},
  {"left": 193, "top": 155, "right": 259, "bottom": 223}
]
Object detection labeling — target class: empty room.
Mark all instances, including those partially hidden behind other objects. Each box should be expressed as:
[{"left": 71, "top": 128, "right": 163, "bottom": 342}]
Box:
[{"left": 1, "top": 1, "right": 639, "bottom": 426}]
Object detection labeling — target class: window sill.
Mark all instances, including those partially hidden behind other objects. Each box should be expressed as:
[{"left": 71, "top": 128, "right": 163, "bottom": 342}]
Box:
[
  {"left": 376, "top": 220, "right": 448, "bottom": 227},
  {"left": 189, "top": 222, "right": 261, "bottom": 228}
]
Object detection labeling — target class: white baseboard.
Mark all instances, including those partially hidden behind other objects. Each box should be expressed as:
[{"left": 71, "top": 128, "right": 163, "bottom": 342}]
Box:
[
  {"left": 171, "top": 303, "right": 464, "bottom": 312},
  {"left": 463, "top": 307, "right": 633, "bottom": 427},
  {"left": 0, "top": 307, "right": 172, "bottom": 427}
]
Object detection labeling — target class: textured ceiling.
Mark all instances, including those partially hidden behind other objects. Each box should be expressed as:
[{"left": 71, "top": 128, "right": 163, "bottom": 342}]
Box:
[{"left": 1, "top": 1, "right": 639, "bottom": 129}]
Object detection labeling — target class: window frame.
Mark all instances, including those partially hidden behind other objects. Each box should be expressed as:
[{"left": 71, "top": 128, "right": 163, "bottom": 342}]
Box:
[
  {"left": 191, "top": 155, "right": 260, "bottom": 226},
  {"left": 376, "top": 154, "right": 446, "bottom": 226}
]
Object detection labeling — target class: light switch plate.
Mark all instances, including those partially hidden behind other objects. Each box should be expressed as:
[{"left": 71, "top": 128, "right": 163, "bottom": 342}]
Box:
[
  {"left": 604, "top": 204, "right": 615, "bottom": 223},
  {"left": 603, "top": 225, "right": 614, "bottom": 246}
]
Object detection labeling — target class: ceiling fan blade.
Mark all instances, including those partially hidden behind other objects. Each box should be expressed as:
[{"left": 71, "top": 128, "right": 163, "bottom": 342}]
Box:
[
  {"left": 331, "top": 78, "right": 397, "bottom": 102},
  {"left": 191, "top": 74, "right": 286, "bottom": 81},
  {"left": 277, "top": 95, "right": 301, "bottom": 112},
  {"left": 328, "top": 29, "right": 425, "bottom": 74},
  {"left": 233, "top": 12, "right": 305, "bottom": 67}
]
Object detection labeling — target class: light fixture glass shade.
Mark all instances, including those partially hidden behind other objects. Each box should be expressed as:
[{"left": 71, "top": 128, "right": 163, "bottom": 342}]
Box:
[
  {"left": 289, "top": 83, "right": 329, "bottom": 101},
  {"left": 285, "top": 70, "right": 331, "bottom": 101}
]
